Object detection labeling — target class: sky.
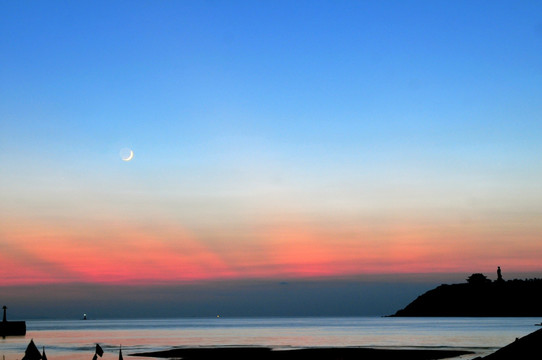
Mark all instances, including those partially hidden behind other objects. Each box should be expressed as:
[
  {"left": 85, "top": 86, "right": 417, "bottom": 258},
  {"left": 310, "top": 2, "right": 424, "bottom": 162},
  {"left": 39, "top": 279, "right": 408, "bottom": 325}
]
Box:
[{"left": 1, "top": 0, "right": 542, "bottom": 317}]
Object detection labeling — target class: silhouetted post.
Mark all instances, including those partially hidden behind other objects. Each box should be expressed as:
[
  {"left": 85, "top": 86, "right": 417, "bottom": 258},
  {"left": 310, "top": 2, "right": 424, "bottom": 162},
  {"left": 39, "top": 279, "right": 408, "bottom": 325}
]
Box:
[{"left": 2, "top": 306, "right": 6, "bottom": 322}]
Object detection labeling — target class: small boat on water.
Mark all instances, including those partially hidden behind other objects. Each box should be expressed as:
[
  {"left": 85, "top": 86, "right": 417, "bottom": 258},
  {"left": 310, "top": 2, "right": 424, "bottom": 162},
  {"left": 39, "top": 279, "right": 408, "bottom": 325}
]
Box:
[{"left": 0, "top": 306, "right": 26, "bottom": 336}]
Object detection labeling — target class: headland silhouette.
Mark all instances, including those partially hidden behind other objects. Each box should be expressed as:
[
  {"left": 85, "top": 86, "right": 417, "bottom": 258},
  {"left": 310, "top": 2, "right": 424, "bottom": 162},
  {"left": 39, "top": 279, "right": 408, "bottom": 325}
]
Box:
[{"left": 391, "top": 267, "right": 542, "bottom": 317}]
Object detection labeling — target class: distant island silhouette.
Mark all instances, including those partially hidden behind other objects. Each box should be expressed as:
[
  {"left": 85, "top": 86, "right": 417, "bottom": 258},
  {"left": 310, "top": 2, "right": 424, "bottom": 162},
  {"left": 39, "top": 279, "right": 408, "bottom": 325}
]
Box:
[{"left": 391, "top": 268, "right": 542, "bottom": 317}]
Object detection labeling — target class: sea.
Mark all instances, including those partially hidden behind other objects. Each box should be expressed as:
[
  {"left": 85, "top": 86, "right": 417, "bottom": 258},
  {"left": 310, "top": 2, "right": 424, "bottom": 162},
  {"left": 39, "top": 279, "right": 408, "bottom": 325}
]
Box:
[{"left": 1, "top": 317, "right": 540, "bottom": 360}]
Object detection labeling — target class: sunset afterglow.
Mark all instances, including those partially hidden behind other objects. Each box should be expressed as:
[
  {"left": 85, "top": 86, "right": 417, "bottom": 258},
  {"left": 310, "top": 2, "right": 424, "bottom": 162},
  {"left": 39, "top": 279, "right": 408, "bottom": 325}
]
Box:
[{"left": 2, "top": 0, "right": 542, "bottom": 293}]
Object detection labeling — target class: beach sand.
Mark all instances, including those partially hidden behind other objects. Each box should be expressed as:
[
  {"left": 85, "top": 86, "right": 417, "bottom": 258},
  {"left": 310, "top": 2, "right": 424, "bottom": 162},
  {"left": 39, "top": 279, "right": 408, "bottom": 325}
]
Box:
[{"left": 132, "top": 347, "right": 474, "bottom": 360}]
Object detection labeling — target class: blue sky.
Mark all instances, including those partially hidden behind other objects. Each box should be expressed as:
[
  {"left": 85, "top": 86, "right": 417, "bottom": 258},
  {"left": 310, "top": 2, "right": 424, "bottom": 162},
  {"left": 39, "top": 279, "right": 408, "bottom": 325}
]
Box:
[{"left": 1, "top": 1, "right": 542, "bottom": 313}]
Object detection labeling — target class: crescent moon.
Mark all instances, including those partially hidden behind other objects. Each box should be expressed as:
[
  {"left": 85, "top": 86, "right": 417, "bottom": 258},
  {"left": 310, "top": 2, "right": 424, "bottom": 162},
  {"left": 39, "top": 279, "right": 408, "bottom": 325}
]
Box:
[{"left": 122, "top": 149, "right": 134, "bottom": 161}]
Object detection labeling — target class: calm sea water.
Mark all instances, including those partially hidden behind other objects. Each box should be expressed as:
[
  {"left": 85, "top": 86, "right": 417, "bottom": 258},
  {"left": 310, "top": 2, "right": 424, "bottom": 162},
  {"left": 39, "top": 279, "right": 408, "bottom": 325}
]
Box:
[{"left": 1, "top": 317, "right": 540, "bottom": 360}]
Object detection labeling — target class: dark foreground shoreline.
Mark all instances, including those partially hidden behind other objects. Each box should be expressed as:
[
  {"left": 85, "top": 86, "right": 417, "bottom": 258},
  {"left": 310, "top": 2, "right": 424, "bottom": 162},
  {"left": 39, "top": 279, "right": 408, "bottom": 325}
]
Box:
[
  {"left": 131, "top": 347, "right": 474, "bottom": 360},
  {"left": 132, "top": 327, "right": 542, "bottom": 360}
]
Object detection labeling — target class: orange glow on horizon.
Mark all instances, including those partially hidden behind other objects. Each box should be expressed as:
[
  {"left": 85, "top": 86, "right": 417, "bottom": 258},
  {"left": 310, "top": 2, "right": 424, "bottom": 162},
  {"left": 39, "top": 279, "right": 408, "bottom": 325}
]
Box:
[{"left": 1, "top": 215, "right": 542, "bottom": 286}]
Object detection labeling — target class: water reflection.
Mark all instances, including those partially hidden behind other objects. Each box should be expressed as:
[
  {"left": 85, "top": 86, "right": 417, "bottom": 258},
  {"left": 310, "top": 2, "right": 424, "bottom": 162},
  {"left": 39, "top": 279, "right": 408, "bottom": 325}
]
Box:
[{"left": 1, "top": 317, "right": 538, "bottom": 360}]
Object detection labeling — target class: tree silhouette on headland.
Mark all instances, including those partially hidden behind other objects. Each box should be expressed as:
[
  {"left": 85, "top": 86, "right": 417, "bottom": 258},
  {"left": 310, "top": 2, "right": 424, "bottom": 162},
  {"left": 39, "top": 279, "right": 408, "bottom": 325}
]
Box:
[{"left": 466, "top": 273, "right": 491, "bottom": 285}]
